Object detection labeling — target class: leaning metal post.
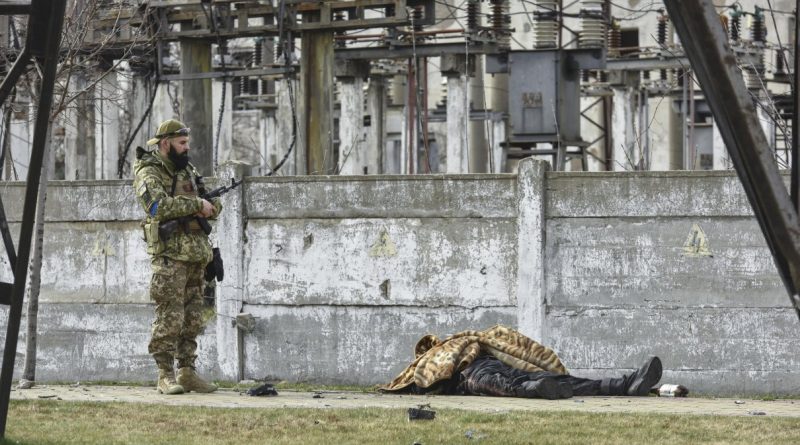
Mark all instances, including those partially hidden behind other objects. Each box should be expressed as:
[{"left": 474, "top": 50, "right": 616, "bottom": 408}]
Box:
[
  {"left": 0, "top": 0, "right": 67, "bottom": 437},
  {"left": 664, "top": 0, "right": 800, "bottom": 319}
]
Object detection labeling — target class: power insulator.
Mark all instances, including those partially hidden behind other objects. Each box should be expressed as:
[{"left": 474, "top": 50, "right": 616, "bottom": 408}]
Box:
[
  {"left": 657, "top": 14, "right": 668, "bottom": 45},
  {"left": 490, "top": 0, "right": 510, "bottom": 47},
  {"left": 413, "top": 6, "right": 424, "bottom": 33},
  {"left": 335, "top": 11, "right": 347, "bottom": 48},
  {"left": 467, "top": 0, "right": 479, "bottom": 33},
  {"left": 579, "top": 0, "right": 605, "bottom": 49},
  {"left": 534, "top": 0, "right": 559, "bottom": 49},
  {"left": 729, "top": 8, "right": 742, "bottom": 42},
  {"left": 657, "top": 12, "right": 669, "bottom": 81},
  {"left": 750, "top": 7, "right": 766, "bottom": 43},
  {"left": 607, "top": 21, "right": 621, "bottom": 56},
  {"left": 254, "top": 39, "right": 262, "bottom": 67}
]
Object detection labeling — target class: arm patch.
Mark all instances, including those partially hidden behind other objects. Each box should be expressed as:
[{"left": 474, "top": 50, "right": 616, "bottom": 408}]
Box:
[{"left": 137, "top": 182, "right": 155, "bottom": 210}]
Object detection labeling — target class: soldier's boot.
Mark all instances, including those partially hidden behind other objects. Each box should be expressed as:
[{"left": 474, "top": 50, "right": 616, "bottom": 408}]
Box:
[
  {"left": 177, "top": 367, "right": 218, "bottom": 393},
  {"left": 600, "top": 356, "right": 662, "bottom": 396},
  {"left": 157, "top": 369, "right": 185, "bottom": 395}
]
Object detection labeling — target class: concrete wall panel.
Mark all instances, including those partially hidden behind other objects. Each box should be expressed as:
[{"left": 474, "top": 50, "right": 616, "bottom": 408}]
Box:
[
  {"left": 39, "top": 222, "right": 150, "bottom": 303},
  {"left": 0, "top": 304, "right": 218, "bottom": 381},
  {"left": 246, "top": 175, "right": 517, "bottom": 219},
  {"left": 547, "top": 172, "right": 755, "bottom": 217},
  {"left": 545, "top": 217, "right": 784, "bottom": 307},
  {"left": 244, "top": 217, "right": 517, "bottom": 307},
  {"left": 241, "top": 304, "right": 516, "bottom": 385},
  {"left": 546, "top": 307, "right": 800, "bottom": 394}
]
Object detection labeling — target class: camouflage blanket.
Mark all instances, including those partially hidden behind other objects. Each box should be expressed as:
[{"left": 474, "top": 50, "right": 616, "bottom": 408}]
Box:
[{"left": 381, "top": 325, "right": 567, "bottom": 391}]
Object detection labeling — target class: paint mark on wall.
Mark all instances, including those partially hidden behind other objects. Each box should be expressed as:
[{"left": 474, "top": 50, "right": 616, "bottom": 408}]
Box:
[
  {"left": 91, "top": 235, "right": 115, "bottom": 256},
  {"left": 683, "top": 223, "right": 712, "bottom": 257},
  {"left": 369, "top": 229, "right": 397, "bottom": 257},
  {"left": 379, "top": 279, "right": 390, "bottom": 299}
]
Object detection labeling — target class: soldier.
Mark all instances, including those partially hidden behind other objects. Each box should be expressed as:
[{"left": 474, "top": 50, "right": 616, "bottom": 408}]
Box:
[{"left": 133, "top": 119, "right": 221, "bottom": 395}]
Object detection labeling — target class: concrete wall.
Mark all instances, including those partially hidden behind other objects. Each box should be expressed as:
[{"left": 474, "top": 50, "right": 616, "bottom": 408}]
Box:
[{"left": 0, "top": 159, "right": 797, "bottom": 394}]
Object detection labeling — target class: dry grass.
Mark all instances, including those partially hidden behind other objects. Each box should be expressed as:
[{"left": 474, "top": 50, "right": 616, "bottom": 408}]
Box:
[{"left": 1, "top": 400, "right": 799, "bottom": 445}]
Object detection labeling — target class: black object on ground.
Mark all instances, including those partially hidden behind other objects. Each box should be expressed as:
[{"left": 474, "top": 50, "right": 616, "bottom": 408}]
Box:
[
  {"left": 246, "top": 383, "right": 278, "bottom": 396},
  {"left": 408, "top": 404, "right": 436, "bottom": 421}
]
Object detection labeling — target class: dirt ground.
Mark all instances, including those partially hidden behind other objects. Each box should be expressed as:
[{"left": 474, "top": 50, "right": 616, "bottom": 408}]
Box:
[{"left": 10, "top": 384, "right": 800, "bottom": 418}]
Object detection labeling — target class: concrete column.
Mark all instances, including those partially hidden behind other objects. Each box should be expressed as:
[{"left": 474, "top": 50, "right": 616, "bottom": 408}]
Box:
[
  {"left": 212, "top": 78, "right": 233, "bottom": 166},
  {"left": 337, "top": 77, "right": 365, "bottom": 175},
  {"left": 712, "top": 118, "right": 730, "bottom": 170},
  {"left": 64, "top": 72, "right": 95, "bottom": 180},
  {"left": 301, "top": 13, "right": 335, "bottom": 175},
  {"left": 490, "top": 117, "right": 506, "bottom": 173},
  {"left": 365, "top": 76, "right": 386, "bottom": 175},
  {"left": 611, "top": 86, "right": 636, "bottom": 171},
  {"left": 516, "top": 158, "right": 548, "bottom": 342},
  {"left": 128, "top": 75, "right": 154, "bottom": 151},
  {"left": 261, "top": 111, "right": 276, "bottom": 176},
  {"left": 95, "top": 72, "right": 120, "bottom": 179},
  {"left": 215, "top": 160, "right": 252, "bottom": 380},
  {"left": 488, "top": 71, "right": 509, "bottom": 173},
  {"left": 446, "top": 74, "right": 468, "bottom": 173},
  {"left": 180, "top": 34, "right": 214, "bottom": 174},
  {"left": 668, "top": 97, "right": 684, "bottom": 170},
  {"left": 469, "top": 56, "right": 487, "bottom": 173}
]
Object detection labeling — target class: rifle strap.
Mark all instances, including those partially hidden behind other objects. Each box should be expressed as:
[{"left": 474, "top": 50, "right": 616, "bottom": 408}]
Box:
[{"left": 169, "top": 175, "right": 177, "bottom": 197}]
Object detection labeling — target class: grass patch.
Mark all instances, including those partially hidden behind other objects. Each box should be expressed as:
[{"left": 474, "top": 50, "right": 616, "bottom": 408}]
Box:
[{"left": 1, "top": 400, "right": 799, "bottom": 445}]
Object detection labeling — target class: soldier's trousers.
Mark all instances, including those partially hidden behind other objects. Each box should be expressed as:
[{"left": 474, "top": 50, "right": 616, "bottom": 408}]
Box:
[{"left": 148, "top": 256, "right": 206, "bottom": 370}]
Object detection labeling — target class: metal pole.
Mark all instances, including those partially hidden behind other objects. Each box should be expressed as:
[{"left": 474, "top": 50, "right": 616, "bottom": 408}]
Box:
[
  {"left": 0, "top": 0, "right": 66, "bottom": 436},
  {"left": 792, "top": 2, "right": 799, "bottom": 210}
]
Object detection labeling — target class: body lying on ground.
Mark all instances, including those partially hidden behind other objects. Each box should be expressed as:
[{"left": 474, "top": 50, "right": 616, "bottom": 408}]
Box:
[{"left": 380, "top": 325, "right": 662, "bottom": 400}]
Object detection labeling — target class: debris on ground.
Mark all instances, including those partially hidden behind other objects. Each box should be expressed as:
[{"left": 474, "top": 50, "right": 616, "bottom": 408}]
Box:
[
  {"left": 408, "top": 404, "right": 436, "bottom": 421},
  {"left": 656, "top": 384, "right": 689, "bottom": 397},
  {"left": 246, "top": 383, "right": 278, "bottom": 397}
]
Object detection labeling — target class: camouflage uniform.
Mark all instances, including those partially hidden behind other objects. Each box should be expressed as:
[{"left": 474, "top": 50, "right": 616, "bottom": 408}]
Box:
[{"left": 133, "top": 147, "right": 222, "bottom": 372}]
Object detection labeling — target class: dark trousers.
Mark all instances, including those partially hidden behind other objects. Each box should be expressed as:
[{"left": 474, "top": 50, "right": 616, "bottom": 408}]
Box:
[{"left": 456, "top": 355, "right": 601, "bottom": 397}]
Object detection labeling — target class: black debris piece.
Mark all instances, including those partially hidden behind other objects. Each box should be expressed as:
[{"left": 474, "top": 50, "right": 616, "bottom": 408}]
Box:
[
  {"left": 408, "top": 404, "right": 436, "bottom": 421},
  {"left": 246, "top": 383, "right": 278, "bottom": 397}
]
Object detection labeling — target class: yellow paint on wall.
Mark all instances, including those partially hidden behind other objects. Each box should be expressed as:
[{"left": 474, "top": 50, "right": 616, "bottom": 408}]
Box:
[
  {"left": 369, "top": 229, "right": 397, "bottom": 258},
  {"left": 683, "top": 223, "right": 712, "bottom": 257}
]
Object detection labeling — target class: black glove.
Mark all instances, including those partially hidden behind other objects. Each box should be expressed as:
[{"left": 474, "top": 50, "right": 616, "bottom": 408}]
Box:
[
  {"left": 204, "top": 247, "right": 225, "bottom": 282},
  {"left": 212, "top": 247, "right": 224, "bottom": 282}
]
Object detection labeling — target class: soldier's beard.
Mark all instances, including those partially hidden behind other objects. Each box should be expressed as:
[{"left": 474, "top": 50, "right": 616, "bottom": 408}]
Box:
[{"left": 168, "top": 143, "right": 190, "bottom": 170}]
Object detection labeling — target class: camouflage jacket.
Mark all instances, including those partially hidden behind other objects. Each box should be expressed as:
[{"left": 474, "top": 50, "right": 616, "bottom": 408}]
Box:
[{"left": 133, "top": 147, "right": 222, "bottom": 263}]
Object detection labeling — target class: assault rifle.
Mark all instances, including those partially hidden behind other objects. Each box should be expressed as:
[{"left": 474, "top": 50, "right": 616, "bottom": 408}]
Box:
[{"left": 158, "top": 178, "right": 243, "bottom": 241}]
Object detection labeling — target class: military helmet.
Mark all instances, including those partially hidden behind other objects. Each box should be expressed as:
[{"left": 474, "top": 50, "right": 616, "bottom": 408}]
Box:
[{"left": 147, "top": 119, "right": 190, "bottom": 145}]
